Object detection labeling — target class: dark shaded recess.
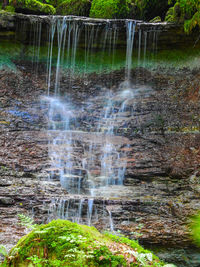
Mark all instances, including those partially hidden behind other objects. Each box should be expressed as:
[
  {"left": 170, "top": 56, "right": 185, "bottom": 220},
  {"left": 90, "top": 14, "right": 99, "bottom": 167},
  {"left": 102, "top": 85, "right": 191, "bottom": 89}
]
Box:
[
  {"left": 15, "top": 7, "right": 48, "bottom": 15},
  {"left": 137, "top": 0, "right": 172, "bottom": 21}
]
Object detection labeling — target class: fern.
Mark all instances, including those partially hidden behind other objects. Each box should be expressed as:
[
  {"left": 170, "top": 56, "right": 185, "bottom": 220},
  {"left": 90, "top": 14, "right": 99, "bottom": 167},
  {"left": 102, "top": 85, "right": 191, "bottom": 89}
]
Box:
[
  {"left": 166, "top": 0, "right": 200, "bottom": 33},
  {"left": 184, "top": 10, "right": 200, "bottom": 33},
  {"left": 0, "top": 245, "right": 8, "bottom": 257},
  {"left": 18, "top": 214, "right": 38, "bottom": 230}
]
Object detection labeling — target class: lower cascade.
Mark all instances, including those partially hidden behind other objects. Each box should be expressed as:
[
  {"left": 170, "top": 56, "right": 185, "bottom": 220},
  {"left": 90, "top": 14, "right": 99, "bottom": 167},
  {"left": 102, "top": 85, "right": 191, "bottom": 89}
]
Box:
[{"left": 45, "top": 78, "right": 142, "bottom": 229}]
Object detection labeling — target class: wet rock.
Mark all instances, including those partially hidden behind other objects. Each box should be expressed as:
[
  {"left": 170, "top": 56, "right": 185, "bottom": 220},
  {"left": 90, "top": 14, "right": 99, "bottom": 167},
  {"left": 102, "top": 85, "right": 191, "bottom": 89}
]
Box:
[
  {"left": 0, "top": 63, "right": 199, "bottom": 258},
  {"left": 0, "top": 197, "right": 14, "bottom": 205},
  {"left": 0, "top": 179, "right": 12, "bottom": 186}
]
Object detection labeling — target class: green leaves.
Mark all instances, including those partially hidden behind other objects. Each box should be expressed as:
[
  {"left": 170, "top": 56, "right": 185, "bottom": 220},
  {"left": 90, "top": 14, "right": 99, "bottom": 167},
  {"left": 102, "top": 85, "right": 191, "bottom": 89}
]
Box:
[
  {"left": 18, "top": 213, "right": 38, "bottom": 230},
  {"left": 0, "top": 245, "right": 8, "bottom": 257},
  {"left": 166, "top": 0, "right": 200, "bottom": 33},
  {"left": 90, "top": 0, "right": 130, "bottom": 19}
]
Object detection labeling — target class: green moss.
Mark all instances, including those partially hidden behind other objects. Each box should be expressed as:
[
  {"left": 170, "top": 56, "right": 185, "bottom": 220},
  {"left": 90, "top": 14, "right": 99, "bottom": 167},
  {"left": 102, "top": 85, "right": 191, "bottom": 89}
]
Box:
[
  {"left": 3, "top": 219, "right": 165, "bottom": 266},
  {"left": 56, "top": 0, "right": 91, "bottom": 16},
  {"left": 149, "top": 16, "right": 162, "bottom": 22},
  {"left": 4, "top": 5, "right": 15, "bottom": 12},
  {"left": 165, "top": 0, "right": 200, "bottom": 33},
  {"left": 9, "top": 0, "right": 56, "bottom": 15},
  {"left": 90, "top": 0, "right": 130, "bottom": 19},
  {"left": 45, "top": 0, "right": 64, "bottom": 7},
  {"left": 190, "top": 213, "right": 200, "bottom": 246}
]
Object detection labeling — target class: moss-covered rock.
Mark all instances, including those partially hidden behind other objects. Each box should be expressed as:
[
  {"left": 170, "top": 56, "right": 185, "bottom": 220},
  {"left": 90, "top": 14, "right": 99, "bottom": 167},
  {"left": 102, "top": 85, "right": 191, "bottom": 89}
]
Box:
[
  {"left": 2, "top": 219, "right": 165, "bottom": 266},
  {"left": 56, "top": 0, "right": 91, "bottom": 16},
  {"left": 90, "top": 0, "right": 130, "bottom": 19},
  {"left": 190, "top": 213, "right": 200, "bottom": 247},
  {"left": 10, "top": 0, "right": 56, "bottom": 15},
  {"left": 149, "top": 16, "right": 162, "bottom": 23}
]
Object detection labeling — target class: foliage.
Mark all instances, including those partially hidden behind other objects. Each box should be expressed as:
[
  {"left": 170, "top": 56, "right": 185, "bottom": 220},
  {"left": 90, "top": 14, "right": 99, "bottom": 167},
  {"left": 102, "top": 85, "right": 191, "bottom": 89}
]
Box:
[
  {"left": 190, "top": 212, "right": 200, "bottom": 246},
  {"left": 2, "top": 219, "right": 166, "bottom": 266},
  {"left": 0, "top": 245, "right": 8, "bottom": 258},
  {"left": 9, "top": 0, "right": 56, "bottom": 14},
  {"left": 90, "top": 0, "right": 130, "bottom": 19},
  {"left": 165, "top": 0, "right": 200, "bottom": 33},
  {"left": 4, "top": 5, "right": 15, "bottom": 12},
  {"left": 18, "top": 213, "right": 38, "bottom": 230},
  {"left": 56, "top": 0, "right": 91, "bottom": 16},
  {"left": 134, "top": 0, "right": 169, "bottom": 20},
  {"left": 44, "top": 0, "right": 64, "bottom": 7}
]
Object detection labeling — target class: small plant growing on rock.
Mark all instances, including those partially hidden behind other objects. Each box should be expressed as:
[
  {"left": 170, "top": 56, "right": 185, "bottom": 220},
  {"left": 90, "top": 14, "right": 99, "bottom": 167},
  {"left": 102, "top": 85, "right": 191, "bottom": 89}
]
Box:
[
  {"left": 0, "top": 245, "right": 8, "bottom": 258},
  {"left": 18, "top": 213, "right": 37, "bottom": 230}
]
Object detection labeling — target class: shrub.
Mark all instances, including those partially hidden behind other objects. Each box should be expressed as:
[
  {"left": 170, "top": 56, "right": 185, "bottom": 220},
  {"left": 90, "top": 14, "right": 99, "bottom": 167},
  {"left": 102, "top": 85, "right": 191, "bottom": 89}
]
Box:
[
  {"left": 4, "top": 5, "right": 15, "bottom": 12},
  {"left": 56, "top": 0, "right": 91, "bottom": 16},
  {"left": 90, "top": 0, "right": 130, "bottom": 19},
  {"left": 166, "top": 0, "right": 200, "bottom": 33},
  {"left": 9, "top": 0, "right": 56, "bottom": 15}
]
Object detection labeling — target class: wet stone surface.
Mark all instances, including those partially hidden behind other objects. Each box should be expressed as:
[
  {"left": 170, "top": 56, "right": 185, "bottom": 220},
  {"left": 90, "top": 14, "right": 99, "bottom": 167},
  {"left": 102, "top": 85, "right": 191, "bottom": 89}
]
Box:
[{"left": 0, "top": 64, "right": 199, "bottom": 262}]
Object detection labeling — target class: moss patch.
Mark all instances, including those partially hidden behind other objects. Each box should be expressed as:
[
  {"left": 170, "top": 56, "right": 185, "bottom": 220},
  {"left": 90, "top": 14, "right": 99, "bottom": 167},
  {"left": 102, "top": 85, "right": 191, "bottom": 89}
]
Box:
[
  {"left": 90, "top": 0, "right": 130, "bottom": 19},
  {"left": 2, "top": 219, "right": 165, "bottom": 266},
  {"left": 56, "top": 0, "right": 91, "bottom": 16},
  {"left": 10, "top": 0, "right": 56, "bottom": 15},
  {"left": 190, "top": 213, "right": 200, "bottom": 247}
]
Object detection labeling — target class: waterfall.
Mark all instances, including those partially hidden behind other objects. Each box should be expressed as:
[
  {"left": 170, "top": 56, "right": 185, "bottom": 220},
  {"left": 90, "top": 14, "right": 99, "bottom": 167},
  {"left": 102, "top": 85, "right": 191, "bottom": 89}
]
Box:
[
  {"left": 30, "top": 20, "right": 42, "bottom": 74},
  {"left": 126, "top": 20, "right": 136, "bottom": 82},
  {"left": 38, "top": 17, "right": 160, "bottom": 228},
  {"left": 45, "top": 88, "right": 132, "bottom": 194},
  {"left": 45, "top": 17, "right": 120, "bottom": 95},
  {"left": 47, "top": 17, "right": 81, "bottom": 94}
]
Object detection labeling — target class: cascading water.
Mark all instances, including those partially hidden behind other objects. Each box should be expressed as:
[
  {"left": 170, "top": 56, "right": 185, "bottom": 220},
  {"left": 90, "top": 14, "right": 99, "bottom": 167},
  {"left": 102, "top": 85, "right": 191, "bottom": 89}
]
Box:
[
  {"left": 38, "top": 17, "right": 160, "bottom": 230},
  {"left": 126, "top": 21, "right": 136, "bottom": 82}
]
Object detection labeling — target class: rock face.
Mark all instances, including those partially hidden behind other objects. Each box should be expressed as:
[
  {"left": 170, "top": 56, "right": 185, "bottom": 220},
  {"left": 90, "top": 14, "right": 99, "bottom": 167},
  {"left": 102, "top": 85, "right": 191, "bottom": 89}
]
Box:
[
  {"left": 0, "top": 13, "right": 200, "bottom": 265},
  {"left": 0, "top": 65, "right": 199, "bottom": 249}
]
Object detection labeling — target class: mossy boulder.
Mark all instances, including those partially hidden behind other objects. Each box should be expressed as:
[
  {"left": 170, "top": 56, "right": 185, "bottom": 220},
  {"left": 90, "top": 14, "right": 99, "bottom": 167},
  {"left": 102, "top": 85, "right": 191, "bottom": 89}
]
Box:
[
  {"left": 56, "top": 0, "right": 91, "bottom": 16},
  {"left": 10, "top": 0, "right": 56, "bottom": 15},
  {"left": 90, "top": 0, "right": 130, "bottom": 19},
  {"left": 2, "top": 219, "right": 166, "bottom": 266}
]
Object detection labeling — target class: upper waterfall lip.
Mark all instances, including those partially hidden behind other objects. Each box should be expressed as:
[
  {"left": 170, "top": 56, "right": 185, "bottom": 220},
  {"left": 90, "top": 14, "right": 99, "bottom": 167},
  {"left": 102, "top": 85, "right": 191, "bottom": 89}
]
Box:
[
  {"left": 0, "top": 12, "right": 178, "bottom": 33},
  {"left": 11, "top": 13, "right": 172, "bottom": 27}
]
